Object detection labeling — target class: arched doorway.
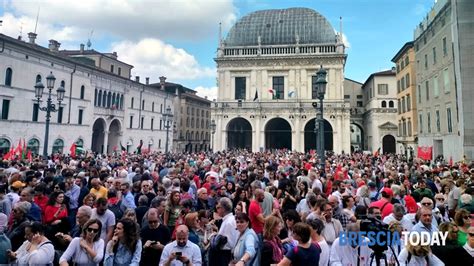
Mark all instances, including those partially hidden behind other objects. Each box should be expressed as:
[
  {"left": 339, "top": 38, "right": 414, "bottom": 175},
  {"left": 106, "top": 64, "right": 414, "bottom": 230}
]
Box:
[
  {"left": 108, "top": 119, "right": 121, "bottom": 153},
  {"left": 382, "top": 135, "right": 396, "bottom": 154},
  {"left": 227, "top": 118, "right": 252, "bottom": 150},
  {"left": 0, "top": 138, "right": 11, "bottom": 156},
  {"left": 350, "top": 123, "right": 364, "bottom": 152},
  {"left": 27, "top": 138, "right": 40, "bottom": 155},
  {"left": 265, "top": 118, "right": 292, "bottom": 150},
  {"left": 304, "top": 119, "right": 333, "bottom": 152},
  {"left": 52, "top": 139, "right": 64, "bottom": 154},
  {"left": 91, "top": 118, "right": 106, "bottom": 153}
]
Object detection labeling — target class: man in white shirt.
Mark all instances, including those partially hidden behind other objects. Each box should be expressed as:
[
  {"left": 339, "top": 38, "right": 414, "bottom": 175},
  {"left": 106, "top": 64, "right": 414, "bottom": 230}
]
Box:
[
  {"left": 214, "top": 197, "right": 238, "bottom": 265},
  {"left": 308, "top": 218, "right": 330, "bottom": 266},
  {"left": 330, "top": 222, "right": 371, "bottom": 266},
  {"left": 160, "top": 225, "right": 202, "bottom": 266},
  {"left": 383, "top": 204, "right": 413, "bottom": 231}
]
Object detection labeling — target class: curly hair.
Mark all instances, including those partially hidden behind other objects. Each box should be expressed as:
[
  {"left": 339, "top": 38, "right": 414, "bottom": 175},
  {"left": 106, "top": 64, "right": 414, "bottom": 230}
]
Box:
[{"left": 115, "top": 218, "right": 139, "bottom": 253}]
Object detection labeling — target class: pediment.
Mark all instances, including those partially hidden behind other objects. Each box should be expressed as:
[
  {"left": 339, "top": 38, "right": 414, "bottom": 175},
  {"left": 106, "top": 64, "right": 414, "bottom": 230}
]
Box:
[{"left": 378, "top": 122, "right": 398, "bottom": 130}]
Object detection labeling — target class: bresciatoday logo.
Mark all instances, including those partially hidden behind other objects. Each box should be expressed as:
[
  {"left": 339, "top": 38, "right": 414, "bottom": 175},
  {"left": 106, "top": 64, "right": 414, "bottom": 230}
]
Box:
[{"left": 338, "top": 231, "right": 448, "bottom": 246}]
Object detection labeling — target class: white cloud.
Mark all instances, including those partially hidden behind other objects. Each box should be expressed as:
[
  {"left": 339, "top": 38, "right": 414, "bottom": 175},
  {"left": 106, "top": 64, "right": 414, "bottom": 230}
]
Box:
[
  {"left": 111, "top": 38, "right": 215, "bottom": 82},
  {"left": 194, "top": 86, "right": 217, "bottom": 101},
  {"left": 6, "top": 0, "right": 237, "bottom": 42}
]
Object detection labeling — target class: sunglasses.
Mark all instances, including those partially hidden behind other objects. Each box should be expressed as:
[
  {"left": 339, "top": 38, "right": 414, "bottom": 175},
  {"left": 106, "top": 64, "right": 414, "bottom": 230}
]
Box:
[
  {"left": 463, "top": 216, "right": 470, "bottom": 219},
  {"left": 87, "top": 228, "right": 99, "bottom": 233},
  {"left": 148, "top": 220, "right": 158, "bottom": 224},
  {"left": 54, "top": 186, "right": 60, "bottom": 189},
  {"left": 435, "top": 198, "right": 445, "bottom": 201},
  {"left": 469, "top": 233, "right": 474, "bottom": 237},
  {"left": 421, "top": 202, "right": 432, "bottom": 206}
]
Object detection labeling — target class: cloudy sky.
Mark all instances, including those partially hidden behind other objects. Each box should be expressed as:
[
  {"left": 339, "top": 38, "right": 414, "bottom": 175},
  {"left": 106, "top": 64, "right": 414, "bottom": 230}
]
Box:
[{"left": 0, "top": 0, "right": 435, "bottom": 100}]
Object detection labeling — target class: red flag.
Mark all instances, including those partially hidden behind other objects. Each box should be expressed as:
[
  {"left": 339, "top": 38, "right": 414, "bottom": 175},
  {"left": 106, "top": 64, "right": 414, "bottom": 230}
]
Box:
[
  {"left": 70, "top": 143, "right": 77, "bottom": 158},
  {"left": 417, "top": 146, "right": 432, "bottom": 161},
  {"left": 449, "top": 156, "right": 453, "bottom": 167},
  {"left": 3, "top": 148, "right": 13, "bottom": 160},
  {"left": 14, "top": 139, "right": 22, "bottom": 157},
  {"left": 27, "top": 150, "right": 32, "bottom": 162}
]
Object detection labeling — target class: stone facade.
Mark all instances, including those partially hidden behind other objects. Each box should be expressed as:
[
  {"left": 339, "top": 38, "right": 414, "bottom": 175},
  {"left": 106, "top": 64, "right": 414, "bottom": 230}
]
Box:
[
  {"left": 0, "top": 33, "right": 173, "bottom": 156},
  {"left": 392, "top": 42, "right": 418, "bottom": 159},
  {"left": 212, "top": 8, "right": 351, "bottom": 153},
  {"left": 414, "top": 0, "right": 467, "bottom": 161},
  {"left": 361, "top": 70, "right": 399, "bottom": 154}
]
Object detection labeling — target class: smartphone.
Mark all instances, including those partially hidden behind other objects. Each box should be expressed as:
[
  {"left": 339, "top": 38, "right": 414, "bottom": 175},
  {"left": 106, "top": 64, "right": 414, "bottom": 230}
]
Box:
[
  {"left": 176, "top": 251, "right": 182, "bottom": 257},
  {"left": 151, "top": 241, "right": 158, "bottom": 245}
]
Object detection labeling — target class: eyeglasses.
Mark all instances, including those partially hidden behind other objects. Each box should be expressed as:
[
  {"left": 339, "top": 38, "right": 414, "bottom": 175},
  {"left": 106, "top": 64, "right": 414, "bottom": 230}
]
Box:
[
  {"left": 54, "top": 186, "right": 60, "bottom": 189},
  {"left": 148, "top": 220, "right": 158, "bottom": 224},
  {"left": 421, "top": 202, "right": 432, "bottom": 206},
  {"left": 87, "top": 228, "right": 99, "bottom": 233},
  {"left": 463, "top": 216, "right": 470, "bottom": 219},
  {"left": 435, "top": 198, "right": 445, "bottom": 201}
]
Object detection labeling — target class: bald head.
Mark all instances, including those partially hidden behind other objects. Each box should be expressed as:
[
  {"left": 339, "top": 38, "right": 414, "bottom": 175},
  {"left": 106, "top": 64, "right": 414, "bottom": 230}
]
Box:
[{"left": 147, "top": 208, "right": 158, "bottom": 219}]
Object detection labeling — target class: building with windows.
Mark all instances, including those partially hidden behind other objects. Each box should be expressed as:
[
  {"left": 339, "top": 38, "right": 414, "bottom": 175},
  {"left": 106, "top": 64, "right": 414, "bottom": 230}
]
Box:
[
  {"left": 392, "top": 41, "right": 417, "bottom": 159},
  {"left": 212, "top": 8, "right": 350, "bottom": 153},
  {"left": 148, "top": 82, "right": 212, "bottom": 153},
  {"left": 361, "top": 70, "right": 398, "bottom": 154},
  {"left": 414, "top": 0, "right": 473, "bottom": 161},
  {"left": 0, "top": 33, "right": 173, "bottom": 156},
  {"left": 344, "top": 78, "right": 365, "bottom": 152}
]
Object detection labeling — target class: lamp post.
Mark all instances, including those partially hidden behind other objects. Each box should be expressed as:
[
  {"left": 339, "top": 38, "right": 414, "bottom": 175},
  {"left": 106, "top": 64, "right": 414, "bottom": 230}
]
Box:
[
  {"left": 315, "top": 66, "right": 327, "bottom": 169},
  {"left": 210, "top": 119, "right": 216, "bottom": 151},
  {"left": 34, "top": 71, "right": 65, "bottom": 159},
  {"left": 162, "top": 105, "right": 173, "bottom": 153}
]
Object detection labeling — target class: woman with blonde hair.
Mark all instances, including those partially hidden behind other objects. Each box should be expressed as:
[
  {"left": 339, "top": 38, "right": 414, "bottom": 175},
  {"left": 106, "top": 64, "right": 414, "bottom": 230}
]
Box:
[
  {"left": 83, "top": 193, "right": 97, "bottom": 208},
  {"left": 397, "top": 237, "right": 444, "bottom": 265},
  {"left": 261, "top": 215, "right": 284, "bottom": 266}
]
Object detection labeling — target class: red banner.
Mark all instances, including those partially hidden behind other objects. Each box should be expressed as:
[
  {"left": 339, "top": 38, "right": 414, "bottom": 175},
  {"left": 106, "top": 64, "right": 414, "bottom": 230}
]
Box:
[{"left": 417, "top": 146, "right": 432, "bottom": 161}]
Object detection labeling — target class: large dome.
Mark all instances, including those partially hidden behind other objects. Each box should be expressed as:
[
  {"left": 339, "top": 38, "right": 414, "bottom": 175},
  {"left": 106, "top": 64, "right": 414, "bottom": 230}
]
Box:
[{"left": 225, "top": 8, "right": 336, "bottom": 46}]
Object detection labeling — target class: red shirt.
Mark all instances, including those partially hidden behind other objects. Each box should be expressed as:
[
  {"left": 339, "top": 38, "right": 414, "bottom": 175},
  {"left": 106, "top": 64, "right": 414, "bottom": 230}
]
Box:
[
  {"left": 249, "top": 200, "right": 264, "bottom": 234},
  {"left": 44, "top": 205, "right": 68, "bottom": 224},
  {"left": 34, "top": 195, "right": 49, "bottom": 215},
  {"left": 369, "top": 198, "right": 393, "bottom": 219}
]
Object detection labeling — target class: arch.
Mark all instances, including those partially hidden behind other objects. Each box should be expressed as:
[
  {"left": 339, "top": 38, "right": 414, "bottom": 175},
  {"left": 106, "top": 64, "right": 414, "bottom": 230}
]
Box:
[
  {"left": 265, "top": 117, "right": 291, "bottom": 150},
  {"left": 389, "top": 100, "right": 394, "bottom": 108},
  {"left": 5, "top": 67, "right": 12, "bottom": 86},
  {"left": 60, "top": 80, "right": 65, "bottom": 88},
  {"left": 227, "top": 117, "right": 252, "bottom": 150},
  {"left": 350, "top": 123, "right": 364, "bottom": 152},
  {"left": 191, "top": 131, "right": 194, "bottom": 140},
  {"left": 112, "top": 93, "right": 116, "bottom": 107},
  {"left": 304, "top": 118, "right": 333, "bottom": 152},
  {"left": 381, "top": 101, "right": 387, "bottom": 108},
  {"left": 75, "top": 138, "right": 84, "bottom": 148},
  {"left": 35, "top": 74, "right": 42, "bottom": 83},
  {"left": 120, "top": 95, "right": 124, "bottom": 110},
  {"left": 98, "top": 90, "right": 102, "bottom": 107},
  {"left": 27, "top": 138, "right": 40, "bottom": 155},
  {"left": 196, "top": 118, "right": 200, "bottom": 128},
  {"left": 94, "top": 89, "right": 98, "bottom": 106},
  {"left": 382, "top": 134, "right": 396, "bottom": 154},
  {"left": 91, "top": 118, "right": 106, "bottom": 153},
  {"left": 108, "top": 119, "right": 122, "bottom": 153},
  {"left": 52, "top": 138, "right": 64, "bottom": 154},
  {"left": 0, "top": 138, "right": 11, "bottom": 156}
]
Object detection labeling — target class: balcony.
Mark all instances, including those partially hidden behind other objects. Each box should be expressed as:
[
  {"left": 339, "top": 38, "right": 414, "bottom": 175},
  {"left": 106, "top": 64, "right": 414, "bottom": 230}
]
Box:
[
  {"left": 94, "top": 106, "right": 124, "bottom": 118},
  {"left": 220, "top": 43, "right": 338, "bottom": 58},
  {"left": 212, "top": 99, "right": 348, "bottom": 114}
]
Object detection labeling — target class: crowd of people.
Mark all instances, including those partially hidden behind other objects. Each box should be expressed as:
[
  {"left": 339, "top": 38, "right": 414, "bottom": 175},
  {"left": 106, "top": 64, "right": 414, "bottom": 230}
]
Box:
[{"left": 0, "top": 150, "right": 473, "bottom": 265}]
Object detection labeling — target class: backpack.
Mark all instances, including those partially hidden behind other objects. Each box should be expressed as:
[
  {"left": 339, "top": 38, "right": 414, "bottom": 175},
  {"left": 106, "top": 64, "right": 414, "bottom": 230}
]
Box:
[{"left": 108, "top": 200, "right": 123, "bottom": 222}]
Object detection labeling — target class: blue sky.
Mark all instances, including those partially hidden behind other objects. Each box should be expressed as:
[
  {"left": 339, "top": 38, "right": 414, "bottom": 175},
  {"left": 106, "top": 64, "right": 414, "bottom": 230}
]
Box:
[{"left": 0, "top": 0, "right": 435, "bottom": 99}]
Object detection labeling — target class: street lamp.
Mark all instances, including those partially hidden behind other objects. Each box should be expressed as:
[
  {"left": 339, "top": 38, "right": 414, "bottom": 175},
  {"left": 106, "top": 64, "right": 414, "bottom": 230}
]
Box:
[
  {"left": 162, "top": 105, "right": 173, "bottom": 153},
  {"left": 315, "top": 66, "right": 327, "bottom": 169},
  {"left": 210, "top": 119, "right": 216, "bottom": 151},
  {"left": 34, "top": 71, "right": 65, "bottom": 159}
]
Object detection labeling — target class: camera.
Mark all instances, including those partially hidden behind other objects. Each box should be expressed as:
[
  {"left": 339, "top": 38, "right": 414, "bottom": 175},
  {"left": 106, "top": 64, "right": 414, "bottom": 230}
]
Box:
[{"left": 360, "top": 216, "right": 389, "bottom": 254}]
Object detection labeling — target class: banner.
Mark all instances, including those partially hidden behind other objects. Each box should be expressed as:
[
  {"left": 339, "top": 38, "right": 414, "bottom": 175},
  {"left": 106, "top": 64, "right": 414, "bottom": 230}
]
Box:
[{"left": 417, "top": 146, "right": 432, "bottom": 161}]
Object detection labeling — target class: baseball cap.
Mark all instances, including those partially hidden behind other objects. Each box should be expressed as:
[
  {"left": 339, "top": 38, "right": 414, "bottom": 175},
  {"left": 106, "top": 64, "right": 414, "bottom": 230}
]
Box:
[
  {"left": 381, "top": 187, "right": 394, "bottom": 197},
  {"left": 11, "top": 181, "right": 26, "bottom": 189}
]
